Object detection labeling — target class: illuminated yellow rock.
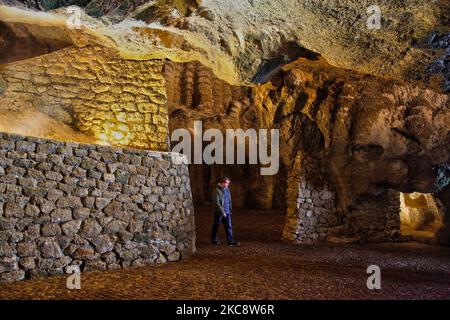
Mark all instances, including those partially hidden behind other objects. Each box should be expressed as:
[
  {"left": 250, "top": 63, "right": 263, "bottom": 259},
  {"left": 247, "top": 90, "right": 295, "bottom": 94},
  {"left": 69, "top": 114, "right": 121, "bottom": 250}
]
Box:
[{"left": 1, "top": 1, "right": 448, "bottom": 90}]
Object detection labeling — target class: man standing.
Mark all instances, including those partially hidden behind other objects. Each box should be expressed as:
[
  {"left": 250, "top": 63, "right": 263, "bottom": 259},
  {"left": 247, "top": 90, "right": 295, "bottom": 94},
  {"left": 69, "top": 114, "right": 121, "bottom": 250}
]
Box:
[{"left": 211, "top": 177, "right": 239, "bottom": 246}]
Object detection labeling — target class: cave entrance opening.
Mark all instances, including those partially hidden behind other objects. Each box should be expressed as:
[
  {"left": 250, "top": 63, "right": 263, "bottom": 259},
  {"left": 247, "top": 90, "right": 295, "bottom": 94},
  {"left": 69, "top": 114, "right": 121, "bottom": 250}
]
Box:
[{"left": 399, "top": 192, "right": 444, "bottom": 244}]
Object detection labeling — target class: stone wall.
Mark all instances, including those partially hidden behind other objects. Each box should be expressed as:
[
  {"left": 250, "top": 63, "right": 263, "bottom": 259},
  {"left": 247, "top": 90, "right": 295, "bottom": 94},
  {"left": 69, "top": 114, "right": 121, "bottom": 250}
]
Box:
[
  {"left": 0, "top": 45, "right": 168, "bottom": 150},
  {"left": 268, "top": 59, "right": 449, "bottom": 245},
  {"left": 0, "top": 132, "right": 195, "bottom": 282},
  {"left": 283, "top": 152, "right": 402, "bottom": 244}
]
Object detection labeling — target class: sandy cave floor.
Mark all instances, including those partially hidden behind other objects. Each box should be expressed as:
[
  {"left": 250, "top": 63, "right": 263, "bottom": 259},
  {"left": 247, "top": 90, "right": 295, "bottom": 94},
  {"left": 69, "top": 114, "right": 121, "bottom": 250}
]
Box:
[{"left": 0, "top": 206, "right": 449, "bottom": 300}]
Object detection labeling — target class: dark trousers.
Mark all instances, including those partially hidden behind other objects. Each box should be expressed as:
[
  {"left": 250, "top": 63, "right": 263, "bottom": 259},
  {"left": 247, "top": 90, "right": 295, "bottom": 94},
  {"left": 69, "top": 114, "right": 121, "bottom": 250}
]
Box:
[{"left": 211, "top": 213, "right": 234, "bottom": 244}]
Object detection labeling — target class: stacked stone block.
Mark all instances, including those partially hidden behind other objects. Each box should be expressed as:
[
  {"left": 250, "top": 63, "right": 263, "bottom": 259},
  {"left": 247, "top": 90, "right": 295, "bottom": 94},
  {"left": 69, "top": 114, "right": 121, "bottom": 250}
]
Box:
[
  {"left": 346, "top": 190, "right": 401, "bottom": 243},
  {"left": 0, "top": 45, "right": 168, "bottom": 150},
  {"left": 0, "top": 132, "right": 195, "bottom": 282},
  {"left": 283, "top": 151, "right": 402, "bottom": 244}
]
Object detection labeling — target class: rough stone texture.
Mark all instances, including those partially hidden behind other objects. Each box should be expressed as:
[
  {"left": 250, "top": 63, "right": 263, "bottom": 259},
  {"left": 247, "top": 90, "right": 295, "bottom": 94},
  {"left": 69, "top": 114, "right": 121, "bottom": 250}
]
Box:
[
  {"left": 284, "top": 151, "right": 402, "bottom": 244},
  {"left": 271, "top": 59, "right": 450, "bottom": 245},
  {"left": 0, "top": 45, "right": 168, "bottom": 150},
  {"left": 399, "top": 192, "right": 445, "bottom": 244},
  {"left": 436, "top": 186, "right": 450, "bottom": 246},
  {"left": 1, "top": 1, "right": 449, "bottom": 91},
  {"left": 0, "top": 207, "right": 450, "bottom": 300},
  {"left": 164, "top": 60, "right": 282, "bottom": 210},
  {"left": 283, "top": 151, "right": 341, "bottom": 244},
  {"left": 164, "top": 60, "right": 252, "bottom": 131},
  {"left": 0, "top": 11, "right": 71, "bottom": 65},
  {"left": 346, "top": 190, "right": 402, "bottom": 243},
  {"left": 164, "top": 57, "right": 449, "bottom": 245},
  {"left": 0, "top": 74, "right": 6, "bottom": 96},
  {"left": 176, "top": 0, "right": 449, "bottom": 90},
  {"left": 0, "top": 1, "right": 448, "bottom": 249},
  {"left": 0, "top": 132, "right": 195, "bottom": 282},
  {"left": 426, "top": 32, "right": 450, "bottom": 92}
]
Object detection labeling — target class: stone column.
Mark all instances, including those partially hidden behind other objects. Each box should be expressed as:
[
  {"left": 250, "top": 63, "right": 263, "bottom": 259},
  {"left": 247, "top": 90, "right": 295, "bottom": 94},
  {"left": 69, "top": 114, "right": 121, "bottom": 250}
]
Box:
[{"left": 282, "top": 151, "right": 339, "bottom": 243}]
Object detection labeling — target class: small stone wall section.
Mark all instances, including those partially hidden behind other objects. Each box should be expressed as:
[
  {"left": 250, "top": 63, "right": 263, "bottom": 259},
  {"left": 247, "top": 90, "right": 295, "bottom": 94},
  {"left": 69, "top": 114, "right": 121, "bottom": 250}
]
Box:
[
  {"left": 283, "top": 152, "right": 401, "bottom": 244},
  {"left": 0, "top": 132, "right": 195, "bottom": 282},
  {"left": 0, "top": 45, "right": 168, "bottom": 150}
]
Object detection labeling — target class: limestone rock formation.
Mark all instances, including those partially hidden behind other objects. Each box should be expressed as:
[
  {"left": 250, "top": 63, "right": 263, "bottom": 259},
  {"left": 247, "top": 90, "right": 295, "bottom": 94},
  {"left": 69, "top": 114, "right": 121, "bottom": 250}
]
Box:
[
  {"left": 400, "top": 192, "right": 444, "bottom": 244},
  {"left": 0, "top": 1, "right": 449, "bottom": 248},
  {"left": 258, "top": 58, "right": 449, "bottom": 244}
]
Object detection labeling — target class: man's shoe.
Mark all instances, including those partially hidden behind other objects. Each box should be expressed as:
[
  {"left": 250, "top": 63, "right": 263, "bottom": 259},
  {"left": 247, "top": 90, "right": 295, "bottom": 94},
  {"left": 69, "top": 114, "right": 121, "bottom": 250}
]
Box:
[
  {"left": 212, "top": 241, "right": 220, "bottom": 245},
  {"left": 228, "top": 241, "right": 240, "bottom": 247}
]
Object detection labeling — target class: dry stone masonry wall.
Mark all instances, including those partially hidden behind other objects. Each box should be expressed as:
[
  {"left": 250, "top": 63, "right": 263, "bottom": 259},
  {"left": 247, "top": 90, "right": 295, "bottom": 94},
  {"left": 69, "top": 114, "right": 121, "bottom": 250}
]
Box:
[
  {"left": 0, "top": 132, "right": 195, "bottom": 282},
  {"left": 0, "top": 45, "right": 169, "bottom": 150}
]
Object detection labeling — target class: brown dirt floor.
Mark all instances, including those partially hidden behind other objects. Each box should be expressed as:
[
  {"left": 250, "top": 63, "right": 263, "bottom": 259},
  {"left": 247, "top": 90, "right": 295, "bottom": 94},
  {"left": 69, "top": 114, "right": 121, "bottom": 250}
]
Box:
[{"left": 1, "top": 206, "right": 449, "bottom": 300}]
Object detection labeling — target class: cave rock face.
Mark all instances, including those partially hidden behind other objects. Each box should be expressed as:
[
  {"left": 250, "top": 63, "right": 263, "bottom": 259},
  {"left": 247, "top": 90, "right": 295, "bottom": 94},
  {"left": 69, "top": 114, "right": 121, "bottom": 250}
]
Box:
[
  {"left": 0, "top": 1, "right": 449, "bottom": 246},
  {"left": 1, "top": 1, "right": 449, "bottom": 90},
  {"left": 163, "top": 56, "right": 449, "bottom": 245},
  {"left": 268, "top": 60, "right": 449, "bottom": 244}
]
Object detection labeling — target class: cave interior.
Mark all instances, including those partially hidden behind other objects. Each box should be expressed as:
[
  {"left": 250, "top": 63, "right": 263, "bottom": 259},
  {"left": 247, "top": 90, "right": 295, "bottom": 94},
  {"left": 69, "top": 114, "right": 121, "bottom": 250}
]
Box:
[{"left": 0, "top": 1, "right": 449, "bottom": 286}]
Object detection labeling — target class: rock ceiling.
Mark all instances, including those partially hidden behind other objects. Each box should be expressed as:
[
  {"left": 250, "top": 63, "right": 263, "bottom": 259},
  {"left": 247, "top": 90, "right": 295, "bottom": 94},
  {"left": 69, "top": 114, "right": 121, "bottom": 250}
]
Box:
[{"left": 0, "top": 0, "right": 449, "bottom": 91}]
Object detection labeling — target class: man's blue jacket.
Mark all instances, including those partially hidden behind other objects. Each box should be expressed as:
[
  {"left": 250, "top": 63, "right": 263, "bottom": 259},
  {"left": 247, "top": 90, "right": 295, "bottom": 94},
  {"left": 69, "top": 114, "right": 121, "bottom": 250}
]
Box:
[{"left": 214, "top": 184, "right": 232, "bottom": 217}]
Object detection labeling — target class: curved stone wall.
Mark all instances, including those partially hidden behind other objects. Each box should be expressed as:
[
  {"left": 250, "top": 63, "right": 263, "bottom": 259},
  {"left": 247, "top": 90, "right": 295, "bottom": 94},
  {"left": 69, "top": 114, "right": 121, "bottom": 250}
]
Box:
[
  {"left": 0, "top": 132, "right": 195, "bottom": 282},
  {"left": 0, "top": 45, "right": 168, "bottom": 150}
]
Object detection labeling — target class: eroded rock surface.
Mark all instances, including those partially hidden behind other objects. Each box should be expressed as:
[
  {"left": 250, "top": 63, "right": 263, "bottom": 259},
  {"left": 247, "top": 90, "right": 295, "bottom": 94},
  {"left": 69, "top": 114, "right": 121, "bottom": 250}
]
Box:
[
  {"left": 0, "top": 131, "right": 195, "bottom": 282},
  {"left": 0, "top": 1, "right": 448, "bottom": 247},
  {"left": 1, "top": 1, "right": 449, "bottom": 90}
]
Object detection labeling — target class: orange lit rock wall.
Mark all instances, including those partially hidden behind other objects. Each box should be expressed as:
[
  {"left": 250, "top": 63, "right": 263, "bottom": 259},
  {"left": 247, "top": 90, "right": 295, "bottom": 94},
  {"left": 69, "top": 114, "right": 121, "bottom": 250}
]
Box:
[{"left": 0, "top": 45, "right": 168, "bottom": 150}]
